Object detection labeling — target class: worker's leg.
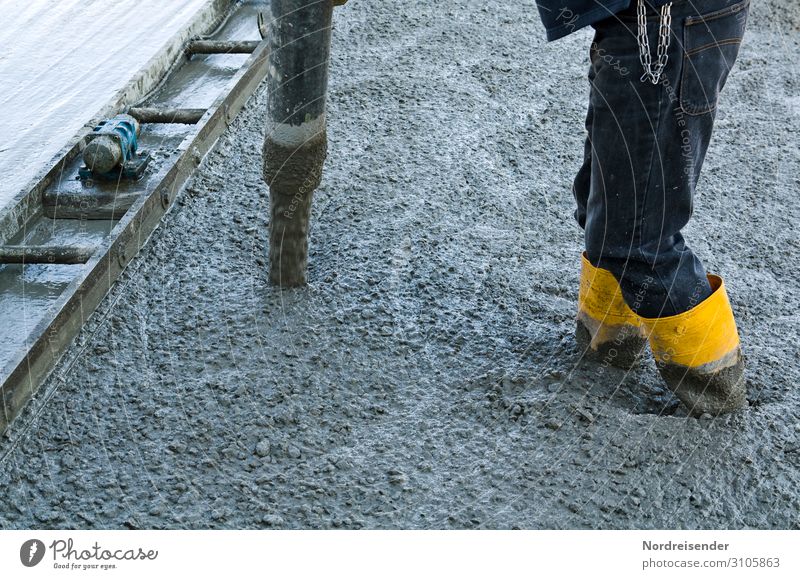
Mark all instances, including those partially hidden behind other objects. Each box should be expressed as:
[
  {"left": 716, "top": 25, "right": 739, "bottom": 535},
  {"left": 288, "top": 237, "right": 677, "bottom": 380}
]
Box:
[
  {"left": 582, "top": 6, "right": 708, "bottom": 319},
  {"left": 573, "top": 45, "right": 652, "bottom": 370},
  {"left": 572, "top": 70, "right": 592, "bottom": 230},
  {"left": 581, "top": 0, "right": 748, "bottom": 318},
  {"left": 578, "top": 0, "right": 750, "bottom": 413}
]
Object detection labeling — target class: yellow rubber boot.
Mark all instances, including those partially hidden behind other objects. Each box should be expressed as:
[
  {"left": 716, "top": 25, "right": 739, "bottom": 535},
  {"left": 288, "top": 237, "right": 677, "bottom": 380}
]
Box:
[
  {"left": 576, "top": 253, "right": 647, "bottom": 369},
  {"left": 640, "top": 275, "right": 746, "bottom": 416}
]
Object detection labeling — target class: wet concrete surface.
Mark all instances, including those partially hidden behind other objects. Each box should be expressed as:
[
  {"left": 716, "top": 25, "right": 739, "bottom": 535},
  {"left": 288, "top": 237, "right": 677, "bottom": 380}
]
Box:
[{"left": 0, "top": 0, "right": 798, "bottom": 529}]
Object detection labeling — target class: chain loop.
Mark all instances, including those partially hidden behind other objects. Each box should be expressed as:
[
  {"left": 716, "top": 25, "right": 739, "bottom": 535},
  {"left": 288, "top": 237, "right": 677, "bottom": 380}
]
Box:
[{"left": 637, "top": 0, "right": 673, "bottom": 84}]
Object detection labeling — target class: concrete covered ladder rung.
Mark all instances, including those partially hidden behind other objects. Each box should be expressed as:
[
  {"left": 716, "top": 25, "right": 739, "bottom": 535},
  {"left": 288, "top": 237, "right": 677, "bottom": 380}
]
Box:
[
  {"left": 128, "top": 107, "right": 208, "bottom": 125},
  {"left": 186, "top": 40, "right": 260, "bottom": 55},
  {"left": 0, "top": 245, "right": 96, "bottom": 264}
]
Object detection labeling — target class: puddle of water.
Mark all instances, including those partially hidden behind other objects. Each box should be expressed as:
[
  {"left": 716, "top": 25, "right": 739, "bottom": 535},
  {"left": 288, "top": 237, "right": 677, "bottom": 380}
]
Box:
[
  {"left": 142, "top": 2, "right": 263, "bottom": 110},
  {"left": 149, "top": 56, "right": 248, "bottom": 110},
  {"left": 0, "top": 218, "right": 113, "bottom": 369},
  {"left": 9, "top": 218, "right": 115, "bottom": 247},
  {"left": 0, "top": 263, "right": 76, "bottom": 363}
]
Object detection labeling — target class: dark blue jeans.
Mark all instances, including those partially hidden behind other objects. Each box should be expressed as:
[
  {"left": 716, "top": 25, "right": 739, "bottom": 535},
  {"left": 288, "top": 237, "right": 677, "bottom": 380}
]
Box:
[{"left": 573, "top": 0, "right": 749, "bottom": 317}]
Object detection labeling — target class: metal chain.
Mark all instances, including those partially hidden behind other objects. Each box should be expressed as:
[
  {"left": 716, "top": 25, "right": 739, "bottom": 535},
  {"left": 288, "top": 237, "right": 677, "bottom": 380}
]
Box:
[{"left": 637, "top": 0, "right": 673, "bottom": 84}]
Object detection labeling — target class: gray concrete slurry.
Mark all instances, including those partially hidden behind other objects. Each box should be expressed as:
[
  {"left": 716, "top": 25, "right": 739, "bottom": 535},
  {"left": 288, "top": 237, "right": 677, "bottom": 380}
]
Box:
[{"left": 0, "top": 1, "right": 798, "bottom": 529}]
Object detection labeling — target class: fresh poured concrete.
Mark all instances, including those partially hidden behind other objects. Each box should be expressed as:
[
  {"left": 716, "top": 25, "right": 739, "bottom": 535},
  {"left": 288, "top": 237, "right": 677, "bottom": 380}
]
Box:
[{"left": 0, "top": 0, "right": 798, "bottom": 529}]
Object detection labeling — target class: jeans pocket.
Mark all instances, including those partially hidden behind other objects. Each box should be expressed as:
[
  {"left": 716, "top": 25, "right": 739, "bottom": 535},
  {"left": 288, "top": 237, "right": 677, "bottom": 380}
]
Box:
[{"left": 679, "top": 0, "right": 750, "bottom": 116}]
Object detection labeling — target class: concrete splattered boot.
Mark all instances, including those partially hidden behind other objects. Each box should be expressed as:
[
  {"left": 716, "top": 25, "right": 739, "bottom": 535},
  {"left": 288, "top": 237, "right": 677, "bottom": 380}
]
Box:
[
  {"left": 576, "top": 253, "right": 647, "bottom": 369},
  {"left": 640, "top": 275, "right": 747, "bottom": 416}
]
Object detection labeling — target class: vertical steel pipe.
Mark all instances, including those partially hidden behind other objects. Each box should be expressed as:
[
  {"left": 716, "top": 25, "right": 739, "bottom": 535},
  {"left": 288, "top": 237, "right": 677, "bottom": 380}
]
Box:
[{"left": 263, "top": 0, "right": 334, "bottom": 286}]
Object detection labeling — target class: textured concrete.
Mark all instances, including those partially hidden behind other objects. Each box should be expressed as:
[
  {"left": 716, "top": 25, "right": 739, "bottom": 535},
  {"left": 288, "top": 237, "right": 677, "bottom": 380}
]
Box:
[{"left": 0, "top": 0, "right": 798, "bottom": 529}]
